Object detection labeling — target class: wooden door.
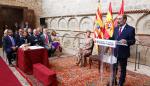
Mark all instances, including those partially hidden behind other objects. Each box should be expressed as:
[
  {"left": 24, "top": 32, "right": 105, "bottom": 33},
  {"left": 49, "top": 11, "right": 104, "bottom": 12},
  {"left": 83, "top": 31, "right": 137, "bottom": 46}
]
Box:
[
  {"left": 0, "top": 5, "right": 24, "bottom": 47},
  {"left": 23, "top": 9, "right": 36, "bottom": 29}
]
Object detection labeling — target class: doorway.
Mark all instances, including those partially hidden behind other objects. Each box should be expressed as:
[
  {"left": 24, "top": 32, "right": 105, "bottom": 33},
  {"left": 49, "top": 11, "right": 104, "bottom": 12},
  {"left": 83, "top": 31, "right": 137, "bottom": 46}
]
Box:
[{"left": 0, "top": 5, "right": 35, "bottom": 47}]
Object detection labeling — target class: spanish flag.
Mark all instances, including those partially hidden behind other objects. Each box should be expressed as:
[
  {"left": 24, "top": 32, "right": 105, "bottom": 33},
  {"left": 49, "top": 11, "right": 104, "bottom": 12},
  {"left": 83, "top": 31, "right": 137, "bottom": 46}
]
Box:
[
  {"left": 104, "top": 2, "right": 114, "bottom": 39},
  {"left": 94, "top": 0, "right": 104, "bottom": 39}
]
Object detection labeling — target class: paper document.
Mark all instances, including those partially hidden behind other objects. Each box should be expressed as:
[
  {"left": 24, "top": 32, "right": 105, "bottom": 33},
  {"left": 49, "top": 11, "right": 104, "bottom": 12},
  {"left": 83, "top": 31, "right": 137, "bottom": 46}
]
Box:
[{"left": 29, "top": 46, "right": 44, "bottom": 50}]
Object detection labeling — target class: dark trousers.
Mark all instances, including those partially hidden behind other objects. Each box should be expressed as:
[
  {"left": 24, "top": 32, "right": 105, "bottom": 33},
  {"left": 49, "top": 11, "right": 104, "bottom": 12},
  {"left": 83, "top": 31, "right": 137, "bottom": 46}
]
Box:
[
  {"left": 6, "top": 52, "right": 16, "bottom": 64},
  {"left": 112, "top": 58, "right": 128, "bottom": 86},
  {"left": 47, "top": 48, "right": 56, "bottom": 57}
]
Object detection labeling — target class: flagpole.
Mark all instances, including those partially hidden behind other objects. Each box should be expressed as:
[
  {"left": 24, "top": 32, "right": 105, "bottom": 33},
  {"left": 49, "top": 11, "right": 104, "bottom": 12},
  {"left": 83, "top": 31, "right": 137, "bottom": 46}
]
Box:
[{"left": 96, "top": 0, "right": 104, "bottom": 85}]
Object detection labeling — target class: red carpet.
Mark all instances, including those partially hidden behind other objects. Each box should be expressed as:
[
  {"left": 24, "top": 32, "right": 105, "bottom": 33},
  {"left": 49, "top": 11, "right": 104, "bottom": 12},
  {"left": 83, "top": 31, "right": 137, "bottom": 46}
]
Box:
[{"left": 0, "top": 57, "right": 22, "bottom": 86}]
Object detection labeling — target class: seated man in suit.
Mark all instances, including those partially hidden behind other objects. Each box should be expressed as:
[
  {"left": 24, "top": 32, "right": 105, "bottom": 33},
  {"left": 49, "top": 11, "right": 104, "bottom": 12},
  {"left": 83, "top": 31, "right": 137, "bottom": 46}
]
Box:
[
  {"left": 76, "top": 30, "right": 94, "bottom": 67},
  {"left": 37, "top": 27, "right": 43, "bottom": 36},
  {"left": 40, "top": 28, "right": 55, "bottom": 57},
  {"left": 15, "top": 28, "right": 24, "bottom": 47},
  {"left": 28, "top": 29, "right": 42, "bottom": 46},
  {"left": 19, "top": 31, "right": 30, "bottom": 46},
  {"left": 27, "top": 28, "right": 33, "bottom": 36},
  {"left": 3, "top": 29, "right": 18, "bottom": 66}
]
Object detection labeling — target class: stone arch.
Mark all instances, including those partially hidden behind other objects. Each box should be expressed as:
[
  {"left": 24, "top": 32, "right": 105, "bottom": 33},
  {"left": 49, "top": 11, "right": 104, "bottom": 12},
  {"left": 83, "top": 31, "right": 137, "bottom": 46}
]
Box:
[
  {"left": 74, "top": 32, "right": 86, "bottom": 48},
  {"left": 136, "top": 13, "right": 150, "bottom": 34},
  {"left": 50, "top": 18, "right": 58, "bottom": 30},
  {"left": 62, "top": 33, "right": 76, "bottom": 54},
  {"left": 62, "top": 33, "right": 72, "bottom": 49},
  {"left": 68, "top": 17, "right": 78, "bottom": 31},
  {"left": 79, "top": 17, "right": 93, "bottom": 31},
  {"left": 58, "top": 18, "right": 67, "bottom": 30},
  {"left": 126, "top": 15, "right": 134, "bottom": 25}
]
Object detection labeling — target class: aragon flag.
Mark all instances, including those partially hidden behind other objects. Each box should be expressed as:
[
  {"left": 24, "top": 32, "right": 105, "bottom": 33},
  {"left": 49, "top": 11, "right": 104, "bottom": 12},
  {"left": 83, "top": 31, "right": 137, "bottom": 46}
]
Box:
[
  {"left": 104, "top": 2, "right": 114, "bottom": 39},
  {"left": 93, "top": 0, "right": 105, "bottom": 39}
]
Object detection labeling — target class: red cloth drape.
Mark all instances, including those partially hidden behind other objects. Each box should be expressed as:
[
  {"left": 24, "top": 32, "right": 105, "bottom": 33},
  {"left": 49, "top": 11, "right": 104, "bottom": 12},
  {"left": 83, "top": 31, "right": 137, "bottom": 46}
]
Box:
[{"left": 17, "top": 48, "right": 49, "bottom": 74}]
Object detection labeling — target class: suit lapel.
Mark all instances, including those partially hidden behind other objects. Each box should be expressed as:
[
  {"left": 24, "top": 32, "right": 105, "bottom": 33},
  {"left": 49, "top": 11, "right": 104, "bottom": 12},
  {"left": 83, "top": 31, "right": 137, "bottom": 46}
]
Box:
[{"left": 115, "top": 27, "right": 119, "bottom": 39}]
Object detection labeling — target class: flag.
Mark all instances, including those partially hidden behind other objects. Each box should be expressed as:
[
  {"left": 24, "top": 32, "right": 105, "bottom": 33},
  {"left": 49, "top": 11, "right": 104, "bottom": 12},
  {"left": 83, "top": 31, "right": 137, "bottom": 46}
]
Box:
[
  {"left": 93, "top": 0, "right": 105, "bottom": 39},
  {"left": 119, "top": 0, "right": 124, "bottom": 15},
  {"left": 114, "top": 0, "right": 124, "bottom": 27},
  {"left": 104, "top": 2, "right": 114, "bottom": 39},
  {"left": 93, "top": 0, "right": 105, "bottom": 54}
]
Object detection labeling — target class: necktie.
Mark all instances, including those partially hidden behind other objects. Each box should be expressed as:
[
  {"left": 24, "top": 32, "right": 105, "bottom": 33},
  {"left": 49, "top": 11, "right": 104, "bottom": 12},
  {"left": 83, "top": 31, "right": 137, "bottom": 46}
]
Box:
[
  {"left": 119, "top": 27, "right": 122, "bottom": 36},
  {"left": 45, "top": 34, "right": 49, "bottom": 44}
]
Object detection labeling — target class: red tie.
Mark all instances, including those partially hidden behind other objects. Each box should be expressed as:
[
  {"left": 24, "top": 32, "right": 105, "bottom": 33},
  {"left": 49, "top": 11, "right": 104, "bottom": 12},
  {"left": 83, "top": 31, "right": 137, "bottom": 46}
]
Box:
[
  {"left": 45, "top": 34, "right": 49, "bottom": 44},
  {"left": 119, "top": 27, "right": 122, "bottom": 36}
]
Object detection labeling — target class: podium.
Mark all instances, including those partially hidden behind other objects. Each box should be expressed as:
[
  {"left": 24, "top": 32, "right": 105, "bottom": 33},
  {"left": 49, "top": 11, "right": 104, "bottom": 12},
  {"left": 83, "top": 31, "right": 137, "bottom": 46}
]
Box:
[{"left": 94, "top": 38, "right": 127, "bottom": 86}]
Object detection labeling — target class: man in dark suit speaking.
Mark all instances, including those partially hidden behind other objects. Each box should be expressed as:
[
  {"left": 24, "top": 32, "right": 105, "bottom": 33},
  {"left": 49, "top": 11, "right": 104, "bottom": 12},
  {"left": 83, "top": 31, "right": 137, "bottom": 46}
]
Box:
[{"left": 110, "top": 15, "right": 136, "bottom": 86}]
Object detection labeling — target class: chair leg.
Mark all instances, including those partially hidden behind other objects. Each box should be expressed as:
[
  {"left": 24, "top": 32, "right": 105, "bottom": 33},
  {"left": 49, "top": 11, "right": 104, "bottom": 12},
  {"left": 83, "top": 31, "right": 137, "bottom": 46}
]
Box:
[
  {"left": 76, "top": 55, "right": 81, "bottom": 66},
  {"left": 89, "top": 59, "right": 92, "bottom": 69},
  {"left": 83, "top": 57, "right": 87, "bottom": 67},
  {"left": 98, "top": 60, "right": 101, "bottom": 73}
]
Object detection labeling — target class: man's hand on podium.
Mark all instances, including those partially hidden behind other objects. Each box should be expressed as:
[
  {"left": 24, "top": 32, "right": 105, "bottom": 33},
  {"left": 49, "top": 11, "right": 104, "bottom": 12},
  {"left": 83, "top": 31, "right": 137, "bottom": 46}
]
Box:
[
  {"left": 117, "top": 39, "right": 128, "bottom": 46},
  {"left": 120, "top": 39, "right": 127, "bottom": 45}
]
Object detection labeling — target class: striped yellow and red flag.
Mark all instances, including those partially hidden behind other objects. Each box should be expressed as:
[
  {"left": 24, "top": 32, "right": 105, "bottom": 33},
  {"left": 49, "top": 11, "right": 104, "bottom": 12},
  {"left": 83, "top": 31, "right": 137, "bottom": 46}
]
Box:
[
  {"left": 104, "top": 2, "right": 114, "bottom": 39},
  {"left": 93, "top": 0, "right": 105, "bottom": 54},
  {"left": 93, "top": 0, "right": 105, "bottom": 40}
]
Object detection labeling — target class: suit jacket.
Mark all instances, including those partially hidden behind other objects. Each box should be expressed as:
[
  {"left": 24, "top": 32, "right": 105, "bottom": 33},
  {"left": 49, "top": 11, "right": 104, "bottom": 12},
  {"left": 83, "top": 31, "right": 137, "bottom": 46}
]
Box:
[
  {"left": 3, "top": 36, "right": 16, "bottom": 53},
  {"left": 28, "top": 35, "right": 42, "bottom": 46},
  {"left": 40, "top": 34, "right": 53, "bottom": 47},
  {"left": 112, "top": 24, "right": 135, "bottom": 59},
  {"left": 15, "top": 34, "right": 24, "bottom": 47}
]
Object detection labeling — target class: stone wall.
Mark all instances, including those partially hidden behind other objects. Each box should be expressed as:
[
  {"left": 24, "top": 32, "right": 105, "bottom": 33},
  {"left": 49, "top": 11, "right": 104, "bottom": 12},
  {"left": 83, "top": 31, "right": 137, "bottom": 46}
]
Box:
[
  {"left": 42, "top": 0, "right": 150, "bottom": 17},
  {"left": 42, "top": 0, "right": 150, "bottom": 66},
  {"left": 44, "top": 12, "right": 150, "bottom": 66},
  {"left": 0, "top": 0, "right": 42, "bottom": 26}
]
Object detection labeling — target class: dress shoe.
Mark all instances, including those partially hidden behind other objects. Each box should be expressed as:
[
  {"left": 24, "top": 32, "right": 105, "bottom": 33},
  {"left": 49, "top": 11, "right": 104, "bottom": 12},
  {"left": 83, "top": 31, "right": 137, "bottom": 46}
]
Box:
[{"left": 118, "top": 83, "right": 125, "bottom": 86}]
